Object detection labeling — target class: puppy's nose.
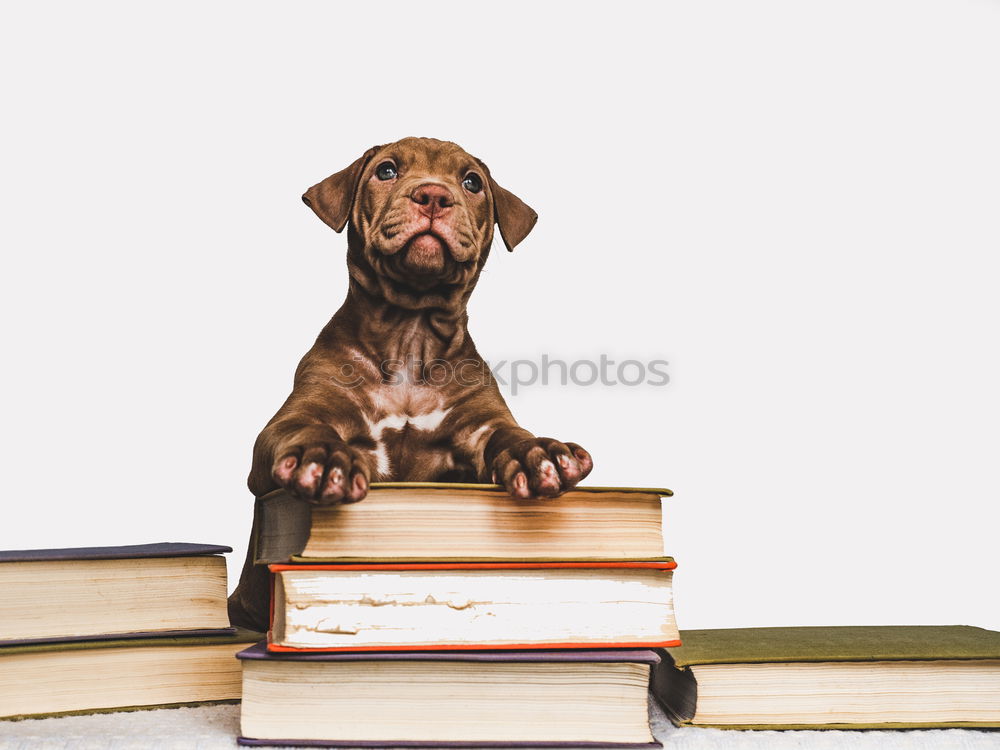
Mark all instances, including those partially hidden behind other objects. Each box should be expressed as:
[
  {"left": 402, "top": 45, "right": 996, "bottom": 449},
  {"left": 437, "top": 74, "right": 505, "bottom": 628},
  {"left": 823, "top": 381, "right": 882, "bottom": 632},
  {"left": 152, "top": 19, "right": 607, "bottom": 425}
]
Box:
[{"left": 410, "top": 184, "right": 454, "bottom": 218}]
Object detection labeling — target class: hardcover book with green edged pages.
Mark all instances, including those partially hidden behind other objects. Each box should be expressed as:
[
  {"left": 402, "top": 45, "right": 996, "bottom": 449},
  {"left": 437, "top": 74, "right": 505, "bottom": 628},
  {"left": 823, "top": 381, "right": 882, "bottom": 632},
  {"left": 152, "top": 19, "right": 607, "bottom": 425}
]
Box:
[
  {"left": 0, "top": 629, "right": 262, "bottom": 720},
  {"left": 251, "top": 482, "right": 673, "bottom": 564},
  {"left": 652, "top": 626, "right": 1000, "bottom": 729}
]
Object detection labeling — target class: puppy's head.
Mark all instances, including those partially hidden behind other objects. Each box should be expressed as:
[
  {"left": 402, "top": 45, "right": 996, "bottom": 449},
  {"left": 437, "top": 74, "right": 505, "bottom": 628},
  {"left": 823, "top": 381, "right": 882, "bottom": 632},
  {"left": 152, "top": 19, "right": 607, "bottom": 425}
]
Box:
[{"left": 303, "top": 137, "right": 536, "bottom": 309}]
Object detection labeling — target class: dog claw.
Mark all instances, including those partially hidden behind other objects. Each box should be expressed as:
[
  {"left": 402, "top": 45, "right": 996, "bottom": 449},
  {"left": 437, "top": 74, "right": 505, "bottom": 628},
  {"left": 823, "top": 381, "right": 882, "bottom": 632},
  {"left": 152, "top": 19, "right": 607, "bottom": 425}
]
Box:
[
  {"left": 345, "top": 472, "right": 368, "bottom": 503},
  {"left": 536, "top": 459, "right": 561, "bottom": 496},
  {"left": 512, "top": 471, "right": 531, "bottom": 499},
  {"left": 276, "top": 456, "right": 297, "bottom": 482},
  {"left": 297, "top": 462, "right": 324, "bottom": 493},
  {"left": 571, "top": 446, "right": 594, "bottom": 475},
  {"left": 556, "top": 453, "right": 582, "bottom": 482}
]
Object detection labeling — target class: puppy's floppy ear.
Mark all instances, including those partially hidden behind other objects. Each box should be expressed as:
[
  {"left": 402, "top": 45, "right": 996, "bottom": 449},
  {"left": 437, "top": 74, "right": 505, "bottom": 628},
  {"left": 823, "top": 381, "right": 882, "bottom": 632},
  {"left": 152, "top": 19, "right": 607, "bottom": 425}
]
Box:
[
  {"left": 302, "top": 146, "right": 381, "bottom": 232},
  {"left": 477, "top": 159, "right": 538, "bottom": 251}
]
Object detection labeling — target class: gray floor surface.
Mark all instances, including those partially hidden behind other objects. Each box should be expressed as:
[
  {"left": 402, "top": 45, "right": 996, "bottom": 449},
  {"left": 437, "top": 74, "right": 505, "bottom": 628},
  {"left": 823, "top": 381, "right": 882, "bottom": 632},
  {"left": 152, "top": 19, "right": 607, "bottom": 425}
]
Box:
[{"left": 1, "top": 696, "right": 998, "bottom": 749}]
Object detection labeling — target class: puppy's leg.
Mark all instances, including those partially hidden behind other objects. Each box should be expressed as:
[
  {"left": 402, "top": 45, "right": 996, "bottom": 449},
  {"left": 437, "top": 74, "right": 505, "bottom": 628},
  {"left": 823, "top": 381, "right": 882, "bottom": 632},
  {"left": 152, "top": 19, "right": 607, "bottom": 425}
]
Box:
[
  {"left": 233, "top": 411, "right": 373, "bottom": 631},
  {"left": 228, "top": 506, "right": 270, "bottom": 631},
  {"left": 229, "top": 422, "right": 374, "bottom": 631},
  {"left": 486, "top": 425, "right": 594, "bottom": 499},
  {"left": 447, "top": 381, "right": 594, "bottom": 499}
]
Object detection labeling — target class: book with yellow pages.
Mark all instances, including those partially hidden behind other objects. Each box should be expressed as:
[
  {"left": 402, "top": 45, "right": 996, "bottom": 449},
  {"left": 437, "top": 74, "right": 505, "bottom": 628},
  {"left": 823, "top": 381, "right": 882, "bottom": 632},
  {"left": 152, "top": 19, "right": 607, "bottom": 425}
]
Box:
[
  {"left": 653, "top": 626, "right": 1000, "bottom": 729},
  {"left": 0, "top": 629, "right": 261, "bottom": 720},
  {"left": 268, "top": 561, "right": 679, "bottom": 652},
  {"left": 0, "top": 543, "right": 231, "bottom": 646},
  {"left": 238, "top": 644, "right": 663, "bottom": 748},
  {"left": 250, "top": 482, "right": 672, "bottom": 564}
]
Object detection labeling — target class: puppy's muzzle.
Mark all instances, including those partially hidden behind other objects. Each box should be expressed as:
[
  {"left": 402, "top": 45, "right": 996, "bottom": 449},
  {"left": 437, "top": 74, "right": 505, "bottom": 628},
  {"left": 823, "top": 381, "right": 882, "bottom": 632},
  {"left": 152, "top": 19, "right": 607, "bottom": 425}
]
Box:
[{"left": 411, "top": 183, "right": 455, "bottom": 220}]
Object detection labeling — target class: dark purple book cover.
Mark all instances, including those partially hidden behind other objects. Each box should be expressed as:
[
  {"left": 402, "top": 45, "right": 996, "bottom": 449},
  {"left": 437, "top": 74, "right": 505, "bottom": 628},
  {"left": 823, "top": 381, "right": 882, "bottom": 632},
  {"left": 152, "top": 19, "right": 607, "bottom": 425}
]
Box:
[
  {"left": 0, "top": 542, "right": 232, "bottom": 563},
  {"left": 237, "top": 741, "right": 661, "bottom": 749},
  {"left": 237, "top": 642, "right": 660, "bottom": 665},
  {"left": 237, "top": 644, "right": 662, "bottom": 748},
  {"left": 0, "top": 627, "right": 238, "bottom": 648},
  {"left": 0, "top": 543, "right": 234, "bottom": 647}
]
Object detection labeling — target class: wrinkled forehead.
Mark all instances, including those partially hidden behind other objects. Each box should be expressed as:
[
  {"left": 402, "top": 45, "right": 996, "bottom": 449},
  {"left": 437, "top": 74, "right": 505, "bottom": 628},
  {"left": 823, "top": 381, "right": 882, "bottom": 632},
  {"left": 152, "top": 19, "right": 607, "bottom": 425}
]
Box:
[{"left": 371, "top": 137, "right": 480, "bottom": 178}]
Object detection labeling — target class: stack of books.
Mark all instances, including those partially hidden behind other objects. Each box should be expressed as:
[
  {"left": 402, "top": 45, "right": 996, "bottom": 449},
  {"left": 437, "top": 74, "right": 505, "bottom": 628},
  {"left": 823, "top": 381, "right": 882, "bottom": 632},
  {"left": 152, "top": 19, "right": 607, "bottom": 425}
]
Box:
[
  {"left": 237, "top": 482, "right": 678, "bottom": 747},
  {"left": 0, "top": 542, "right": 259, "bottom": 720}
]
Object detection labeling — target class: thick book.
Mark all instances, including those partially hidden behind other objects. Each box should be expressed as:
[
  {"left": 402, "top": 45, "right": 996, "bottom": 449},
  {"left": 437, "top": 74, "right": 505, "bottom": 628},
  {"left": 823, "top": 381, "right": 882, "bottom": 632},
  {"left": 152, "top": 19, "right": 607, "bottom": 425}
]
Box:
[
  {"left": 0, "top": 542, "right": 232, "bottom": 645},
  {"left": 268, "top": 561, "right": 678, "bottom": 652},
  {"left": 652, "top": 626, "right": 1000, "bottom": 729},
  {"left": 251, "top": 483, "right": 672, "bottom": 564},
  {"left": 238, "top": 643, "right": 662, "bottom": 747},
  {"left": 0, "top": 629, "right": 261, "bottom": 720}
]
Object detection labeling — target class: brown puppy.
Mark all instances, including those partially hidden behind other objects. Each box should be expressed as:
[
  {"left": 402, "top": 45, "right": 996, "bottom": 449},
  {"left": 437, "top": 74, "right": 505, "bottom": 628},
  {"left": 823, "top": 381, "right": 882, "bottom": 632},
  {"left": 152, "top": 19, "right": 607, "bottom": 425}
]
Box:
[{"left": 228, "top": 137, "right": 593, "bottom": 630}]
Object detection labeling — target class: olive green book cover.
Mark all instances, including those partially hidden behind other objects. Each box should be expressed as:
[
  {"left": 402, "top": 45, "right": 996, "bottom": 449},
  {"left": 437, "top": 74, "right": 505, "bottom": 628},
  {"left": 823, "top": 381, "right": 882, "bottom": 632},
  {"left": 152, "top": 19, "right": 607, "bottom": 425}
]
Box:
[
  {"left": 654, "top": 626, "right": 1000, "bottom": 730},
  {"left": 669, "top": 625, "right": 1000, "bottom": 666},
  {"left": 0, "top": 628, "right": 262, "bottom": 658}
]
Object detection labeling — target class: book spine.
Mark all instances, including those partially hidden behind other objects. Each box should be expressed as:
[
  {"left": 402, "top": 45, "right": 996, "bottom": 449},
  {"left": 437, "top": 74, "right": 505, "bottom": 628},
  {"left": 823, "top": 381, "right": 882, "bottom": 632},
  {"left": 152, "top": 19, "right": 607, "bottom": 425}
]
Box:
[
  {"left": 265, "top": 640, "right": 682, "bottom": 653},
  {"left": 269, "top": 562, "right": 677, "bottom": 572}
]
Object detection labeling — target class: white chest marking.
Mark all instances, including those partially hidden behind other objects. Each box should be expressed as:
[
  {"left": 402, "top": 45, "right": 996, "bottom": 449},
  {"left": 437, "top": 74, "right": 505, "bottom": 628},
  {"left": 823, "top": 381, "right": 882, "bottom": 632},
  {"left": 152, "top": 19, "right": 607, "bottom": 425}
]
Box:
[{"left": 364, "top": 407, "right": 452, "bottom": 477}]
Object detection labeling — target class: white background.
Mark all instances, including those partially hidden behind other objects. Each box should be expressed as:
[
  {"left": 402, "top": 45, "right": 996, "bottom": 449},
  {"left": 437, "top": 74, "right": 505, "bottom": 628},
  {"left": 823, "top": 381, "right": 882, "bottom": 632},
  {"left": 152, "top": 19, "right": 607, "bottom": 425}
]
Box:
[{"left": 2, "top": 1, "right": 997, "bottom": 631}]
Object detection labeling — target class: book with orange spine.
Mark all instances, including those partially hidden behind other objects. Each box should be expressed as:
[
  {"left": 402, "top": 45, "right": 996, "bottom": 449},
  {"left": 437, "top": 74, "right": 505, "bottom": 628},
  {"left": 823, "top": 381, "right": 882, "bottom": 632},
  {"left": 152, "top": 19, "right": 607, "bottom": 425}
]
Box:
[{"left": 266, "top": 561, "right": 678, "bottom": 652}]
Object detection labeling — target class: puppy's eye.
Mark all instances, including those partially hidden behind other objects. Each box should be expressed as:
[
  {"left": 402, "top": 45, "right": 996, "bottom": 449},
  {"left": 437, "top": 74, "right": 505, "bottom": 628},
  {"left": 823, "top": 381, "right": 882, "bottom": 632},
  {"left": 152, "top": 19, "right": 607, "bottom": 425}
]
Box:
[
  {"left": 375, "top": 162, "right": 398, "bottom": 181},
  {"left": 462, "top": 173, "right": 483, "bottom": 193}
]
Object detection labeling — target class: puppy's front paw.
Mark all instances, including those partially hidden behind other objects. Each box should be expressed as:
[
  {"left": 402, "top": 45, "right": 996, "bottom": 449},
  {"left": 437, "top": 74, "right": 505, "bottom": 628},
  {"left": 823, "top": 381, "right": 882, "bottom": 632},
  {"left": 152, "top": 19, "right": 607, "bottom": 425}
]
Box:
[
  {"left": 272, "top": 439, "right": 370, "bottom": 505},
  {"left": 492, "top": 438, "right": 593, "bottom": 499}
]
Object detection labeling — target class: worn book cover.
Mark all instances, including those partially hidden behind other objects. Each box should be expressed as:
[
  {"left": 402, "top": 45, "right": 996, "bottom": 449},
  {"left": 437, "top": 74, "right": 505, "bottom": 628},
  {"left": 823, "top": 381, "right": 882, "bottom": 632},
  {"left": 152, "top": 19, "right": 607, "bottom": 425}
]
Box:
[
  {"left": 238, "top": 644, "right": 662, "bottom": 749},
  {"left": 268, "top": 561, "right": 679, "bottom": 652},
  {"left": 250, "top": 483, "right": 672, "bottom": 565},
  {"left": 1, "top": 629, "right": 262, "bottom": 720},
  {"left": 0, "top": 542, "right": 233, "bottom": 563},
  {"left": 0, "top": 542, "right": 233, "bottom": 646},
  {"left": 654, "top": 626, "right": 1000, "bottom": 729}
]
